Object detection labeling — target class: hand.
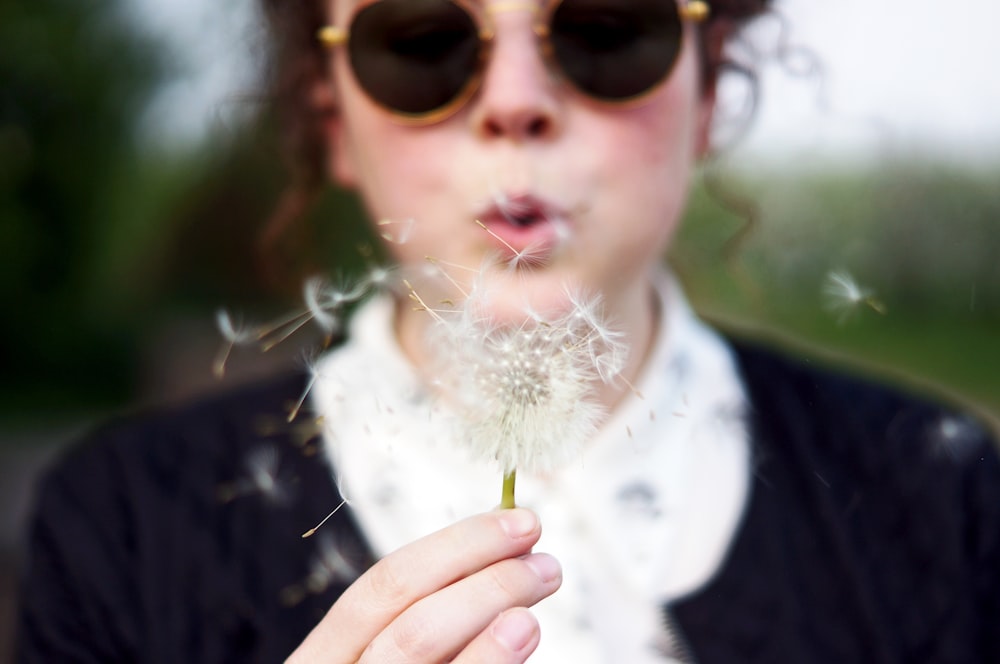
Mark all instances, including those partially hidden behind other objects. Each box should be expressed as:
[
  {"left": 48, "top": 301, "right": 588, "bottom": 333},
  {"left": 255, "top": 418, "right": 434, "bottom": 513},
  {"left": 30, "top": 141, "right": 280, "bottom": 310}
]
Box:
[{"left": 287, "top": 508, "right": 561, "bottom": 663}]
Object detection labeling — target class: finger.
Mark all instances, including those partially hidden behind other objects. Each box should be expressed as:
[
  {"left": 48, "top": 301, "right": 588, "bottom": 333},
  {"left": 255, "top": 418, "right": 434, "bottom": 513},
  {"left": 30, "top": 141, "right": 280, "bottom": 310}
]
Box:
[
  {"left": 359, "top": 553, "right": 561, "bottom": 663},
  {"left": 456, "top": 608, "right": 542, "bottom": 663},
  {"left": 289, "top": 508, "right": 541, "bottom": 663}
]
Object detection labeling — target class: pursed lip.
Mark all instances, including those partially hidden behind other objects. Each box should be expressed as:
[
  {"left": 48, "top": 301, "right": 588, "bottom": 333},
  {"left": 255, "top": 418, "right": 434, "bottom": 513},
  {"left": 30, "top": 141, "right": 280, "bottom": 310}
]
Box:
[{"left": 473, "top": 193, "right": 570, "bottom": 262}]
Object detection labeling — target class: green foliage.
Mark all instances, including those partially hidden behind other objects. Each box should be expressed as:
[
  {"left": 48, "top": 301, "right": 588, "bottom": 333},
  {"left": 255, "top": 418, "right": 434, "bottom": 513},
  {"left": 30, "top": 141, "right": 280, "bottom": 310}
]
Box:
[
  {"left": 0, "top": 0, "right": 173, "bottom": 416},
  {"left": 673, "top": 161, "right": 1000, "bottom": 429}
]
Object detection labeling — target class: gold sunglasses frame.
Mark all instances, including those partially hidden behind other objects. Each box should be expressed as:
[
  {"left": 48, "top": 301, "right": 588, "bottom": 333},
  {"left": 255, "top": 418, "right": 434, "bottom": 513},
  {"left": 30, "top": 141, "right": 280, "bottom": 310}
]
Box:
[{"left": 318, "top": 0, "right": 711, "bottom": 125}]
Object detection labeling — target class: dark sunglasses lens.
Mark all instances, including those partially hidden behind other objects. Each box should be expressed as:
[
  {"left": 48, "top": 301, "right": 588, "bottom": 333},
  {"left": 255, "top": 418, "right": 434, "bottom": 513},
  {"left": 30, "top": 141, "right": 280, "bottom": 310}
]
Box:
[
  {"left": 550, "top": 0, "right": 682, "bottom": 100},
  {"left": 349, "top": 0, "right": 481, "bottom": 115}
]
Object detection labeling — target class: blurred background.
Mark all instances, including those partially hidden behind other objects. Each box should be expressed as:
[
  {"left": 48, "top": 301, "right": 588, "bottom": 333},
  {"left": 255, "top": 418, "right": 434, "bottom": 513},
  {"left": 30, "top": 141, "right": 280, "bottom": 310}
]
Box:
[{"left": 1, "top": 0, "right": 998, "bottom": 656}]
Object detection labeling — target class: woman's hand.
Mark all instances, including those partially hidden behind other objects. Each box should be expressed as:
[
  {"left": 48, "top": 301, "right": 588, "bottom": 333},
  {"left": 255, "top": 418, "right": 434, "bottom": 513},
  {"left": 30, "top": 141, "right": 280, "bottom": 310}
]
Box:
[{"left": 287, "top": 508, "right": 561, "bottom": 663}]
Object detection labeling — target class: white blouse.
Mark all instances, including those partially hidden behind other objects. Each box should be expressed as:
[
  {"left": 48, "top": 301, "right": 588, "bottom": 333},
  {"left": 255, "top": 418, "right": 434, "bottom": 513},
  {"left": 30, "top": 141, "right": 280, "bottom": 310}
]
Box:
[{"left": 312, "top": 270, "right": 751, "bottom": 662}]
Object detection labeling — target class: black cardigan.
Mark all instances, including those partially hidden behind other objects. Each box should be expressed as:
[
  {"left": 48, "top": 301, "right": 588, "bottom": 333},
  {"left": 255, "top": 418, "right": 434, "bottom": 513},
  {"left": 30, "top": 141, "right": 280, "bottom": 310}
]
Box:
[{"left": 16, "top": 340, "right": 1000, "bottom": 663}]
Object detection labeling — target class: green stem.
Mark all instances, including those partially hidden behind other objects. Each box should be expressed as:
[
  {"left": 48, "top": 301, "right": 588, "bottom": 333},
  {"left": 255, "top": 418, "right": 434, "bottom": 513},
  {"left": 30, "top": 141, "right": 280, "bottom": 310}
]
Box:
[{"left": 500, "top": 470, "right": 517, "bottom": 509}]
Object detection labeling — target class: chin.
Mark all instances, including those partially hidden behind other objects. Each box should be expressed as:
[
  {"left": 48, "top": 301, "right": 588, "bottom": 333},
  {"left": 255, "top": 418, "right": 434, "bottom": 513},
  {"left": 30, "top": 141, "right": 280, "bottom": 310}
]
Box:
[{"left": 467, "top": 265, "right": 596, "bottom": 325}]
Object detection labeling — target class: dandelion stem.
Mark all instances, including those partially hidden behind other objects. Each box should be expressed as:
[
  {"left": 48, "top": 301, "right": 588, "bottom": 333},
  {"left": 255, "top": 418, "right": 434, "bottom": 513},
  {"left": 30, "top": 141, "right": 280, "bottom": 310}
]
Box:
[{"left": 500, "top": 470, "right": 517, "bottom": 509}]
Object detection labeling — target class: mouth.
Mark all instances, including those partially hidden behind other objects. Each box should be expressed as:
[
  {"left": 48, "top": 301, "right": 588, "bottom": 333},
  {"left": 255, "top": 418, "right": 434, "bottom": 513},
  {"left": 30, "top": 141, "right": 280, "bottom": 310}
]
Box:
[{"left": 474, "top": 194, "right": 570, "bottom": 267}]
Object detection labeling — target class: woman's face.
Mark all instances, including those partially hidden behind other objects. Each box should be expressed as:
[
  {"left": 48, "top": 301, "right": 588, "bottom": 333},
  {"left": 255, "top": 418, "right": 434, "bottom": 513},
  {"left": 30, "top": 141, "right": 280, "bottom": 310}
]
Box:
[{"left": 322, "top": 0, "right": 714, "bottom": 344}]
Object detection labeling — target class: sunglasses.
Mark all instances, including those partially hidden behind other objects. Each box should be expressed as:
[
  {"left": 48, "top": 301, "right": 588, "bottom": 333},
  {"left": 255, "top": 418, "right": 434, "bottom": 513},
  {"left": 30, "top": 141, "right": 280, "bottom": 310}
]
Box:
[{"left": 318, "top": 0, "right": 710, "bottom": 123}]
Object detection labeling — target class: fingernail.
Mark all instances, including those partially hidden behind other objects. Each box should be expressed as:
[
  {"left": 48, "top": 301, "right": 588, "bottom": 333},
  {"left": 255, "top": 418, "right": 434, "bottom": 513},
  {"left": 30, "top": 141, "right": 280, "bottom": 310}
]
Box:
[
  {"left": 499, "top": 508, "right": 537, "bottom": 538},
  {"left": 524, "top": 553, "right": 561, "bottom": 583},
  {"left": 493, "top": 609, "right": 536, "bottom": 652}
]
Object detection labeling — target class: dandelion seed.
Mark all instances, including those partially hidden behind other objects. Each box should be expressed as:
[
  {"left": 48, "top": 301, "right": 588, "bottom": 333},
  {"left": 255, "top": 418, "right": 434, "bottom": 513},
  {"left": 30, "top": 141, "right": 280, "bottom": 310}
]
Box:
[
  {"left": 257, "top": 309, "right": 315, "bottom": 352},
  {"left": 288, "top": 367, "right": 320, "bottom": 423},
  {"left": 279, "top": 583, "right": 307, "bottom": 607},
  {"left": 928, "top": 414, "right": 983, "bottom": 461},
  {"left": 566, "top": 287, "right": 627, "bottom": 383},
  {"left": 424, "top": 256, "right": 471, "bottom": 300},
  {"left": 306, "top": 534, "right": 362, "bottom": 592},
  {"left": 303, "top": 277, "right": 342, "bottom": 338},
  {"left": 301, "top": 498, "right": 349, "bottom": 538},
  {"left": 473, "top": 219, "right": 549, "bottom": 271},
  {"left": 213, "top": 309, "right": 259, "bottom": 378},
  {"left": 218, "top": 445, "right": 293, "bottom": 505},
  {"left": 376, "top": 217, "right": 415, "bottom": 244},
  {"left": 823, "top": 270, "right": 886, "bottom": 324},
  {"left": 361, "top": 263, "right": 395, "bottom": 291},
  {"left": 217, "top": 262, "right": 396, "bottom": 372}
]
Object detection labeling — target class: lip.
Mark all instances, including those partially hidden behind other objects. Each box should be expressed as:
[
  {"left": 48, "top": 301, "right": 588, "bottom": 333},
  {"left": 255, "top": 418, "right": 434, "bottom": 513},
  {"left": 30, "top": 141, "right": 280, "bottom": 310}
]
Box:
[{"left": 473, "top": 193, "right": 570, "bottom": 264}]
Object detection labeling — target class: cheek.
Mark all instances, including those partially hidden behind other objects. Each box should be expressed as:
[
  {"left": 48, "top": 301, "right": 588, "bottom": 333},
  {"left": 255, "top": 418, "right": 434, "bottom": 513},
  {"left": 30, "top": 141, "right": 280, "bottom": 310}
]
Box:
[
  {"left": 338, "top": 111, "right": 436, "bottom": 217},
  {"left": 614, "top": 36, "right": 704, "bottom": 172},
  {"left": 596, "top": 93, "right": 699, "bottom": 217},
  {"left": 621, "top": 89, "right": 700, "bottom": 171}
]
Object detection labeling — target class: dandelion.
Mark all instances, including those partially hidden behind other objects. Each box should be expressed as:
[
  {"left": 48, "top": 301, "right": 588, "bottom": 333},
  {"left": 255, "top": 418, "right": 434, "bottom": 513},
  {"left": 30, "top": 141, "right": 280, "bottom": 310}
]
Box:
[
  {"left": 412, "top": 280, "right": 627, "bottom": 508},
  {"left": 822, "top": 269, "right": 886, "bottom": 324}
]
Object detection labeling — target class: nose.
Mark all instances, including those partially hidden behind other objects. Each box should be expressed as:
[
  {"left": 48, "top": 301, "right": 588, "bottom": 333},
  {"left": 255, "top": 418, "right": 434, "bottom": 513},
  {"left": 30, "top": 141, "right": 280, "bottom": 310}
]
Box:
[{"left": 469, "top": 7, "right": 561, "bottom": 141}]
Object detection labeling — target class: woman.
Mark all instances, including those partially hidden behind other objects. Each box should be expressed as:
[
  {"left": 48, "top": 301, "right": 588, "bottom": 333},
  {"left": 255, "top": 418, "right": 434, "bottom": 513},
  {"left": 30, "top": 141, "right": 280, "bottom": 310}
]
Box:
[{"left": 18, "top": 0, "right": 1000, "bottom": 662}]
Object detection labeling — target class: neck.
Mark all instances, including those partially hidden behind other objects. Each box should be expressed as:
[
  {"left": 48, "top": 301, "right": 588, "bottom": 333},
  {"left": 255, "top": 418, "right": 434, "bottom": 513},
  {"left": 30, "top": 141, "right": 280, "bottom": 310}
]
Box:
[{"left": 596, "top": 277, "right": 660, "bottom": 412}]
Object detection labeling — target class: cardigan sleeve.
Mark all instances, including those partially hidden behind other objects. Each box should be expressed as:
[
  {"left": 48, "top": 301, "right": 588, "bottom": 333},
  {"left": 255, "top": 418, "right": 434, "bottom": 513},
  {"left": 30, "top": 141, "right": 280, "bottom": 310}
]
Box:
[
  {"left": 964, "top": 428, "right": 1000, "bottom": 659},
  {"left": 16, "top": 372, "right": 362, "bottom": 663},
  {"left": 17, "top": 434, "right": 143, "bottom": 663},
  {"left": 673, "top": 339, "right": 1000, "bottom": 663}
]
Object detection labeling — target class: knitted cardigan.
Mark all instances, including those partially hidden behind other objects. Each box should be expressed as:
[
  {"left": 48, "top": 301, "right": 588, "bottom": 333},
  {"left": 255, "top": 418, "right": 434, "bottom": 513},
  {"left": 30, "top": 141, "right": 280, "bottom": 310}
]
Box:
[{"left": 16, "top": 339, "right": 1000, "bottom": 663}]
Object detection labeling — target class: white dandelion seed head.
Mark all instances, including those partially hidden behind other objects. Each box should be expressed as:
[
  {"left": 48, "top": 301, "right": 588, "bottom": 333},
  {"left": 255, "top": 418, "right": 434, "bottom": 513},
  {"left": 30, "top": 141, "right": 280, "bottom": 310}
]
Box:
[{"left": 427, "top": 283, "right": 627, "bottom": 474}]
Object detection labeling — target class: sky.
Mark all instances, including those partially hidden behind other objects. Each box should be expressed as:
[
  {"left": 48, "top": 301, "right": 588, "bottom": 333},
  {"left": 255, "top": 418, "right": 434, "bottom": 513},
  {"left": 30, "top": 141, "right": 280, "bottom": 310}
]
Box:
[
  {"left": 736, "top": 0, "right": 1000, "bottom": 165},
  {"left": 131, "top": 0, "right": 1000, "bottom": 165}
]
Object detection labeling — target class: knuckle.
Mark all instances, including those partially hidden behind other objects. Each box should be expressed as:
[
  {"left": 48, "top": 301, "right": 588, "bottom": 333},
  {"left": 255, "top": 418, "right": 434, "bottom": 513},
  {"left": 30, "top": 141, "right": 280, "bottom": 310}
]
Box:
[
  {"left": 391, "top": 613, "right": 439, "bottom": 660},
  {"left": 487, "top": 560, "right": 530, "bottom": 603},
  {"left": 363, "top": 557, "right": 414, "bottom": 610},
  {"left": 363, "top": 612, "right": 439, "bottom": 662}
]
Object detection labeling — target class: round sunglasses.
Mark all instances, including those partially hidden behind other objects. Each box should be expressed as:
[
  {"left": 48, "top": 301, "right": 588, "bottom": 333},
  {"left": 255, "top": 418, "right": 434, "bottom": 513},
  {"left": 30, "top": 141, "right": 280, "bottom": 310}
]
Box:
[{"left": 318, "top": 0, "right": 711, "bottom": 124}]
